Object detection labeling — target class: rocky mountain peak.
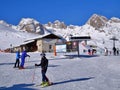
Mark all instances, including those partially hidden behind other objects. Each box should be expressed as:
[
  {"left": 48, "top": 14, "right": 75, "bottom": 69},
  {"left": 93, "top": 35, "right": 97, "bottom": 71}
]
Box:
[
  {"left": 86, "top": 14, "right": 108, "bottom": 29},
  {"left": 17, "top": 18, "right": 45, "bottom": 34},
  {"left": 45, "top": 20, "right": 67, "bottom": 29}
]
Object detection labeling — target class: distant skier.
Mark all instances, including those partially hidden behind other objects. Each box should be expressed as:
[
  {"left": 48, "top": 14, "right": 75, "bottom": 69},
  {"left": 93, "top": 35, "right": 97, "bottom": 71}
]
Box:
[
  {"left": 116, "top": 48, "right": 119, "bottom": 55},
  {"left": 113, "top": 47, "right": 116, "bottom": 55},
  {"left": 35, "top": 52, "right": 51, "bottom": 87},
  {"left": 104, "top": 47, "right": 108, "bottom": 56},
  {"left": 19, "top": 50, "right": 30, "bottom": 69},
  {"left": 14, "top": 50, "right": 21, "bottom": 68},
  {"left": 88, "top": 49, "right": 91, "bottom": 55}
]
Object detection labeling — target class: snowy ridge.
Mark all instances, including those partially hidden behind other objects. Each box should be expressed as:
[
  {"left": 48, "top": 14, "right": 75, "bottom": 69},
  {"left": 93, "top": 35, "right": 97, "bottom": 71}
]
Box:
[
  {"left": 0, "top": 24, "right": 39, "bottom": 50},
  {"left": 0, "top": 14, "right": 120, "bottom": 50}
]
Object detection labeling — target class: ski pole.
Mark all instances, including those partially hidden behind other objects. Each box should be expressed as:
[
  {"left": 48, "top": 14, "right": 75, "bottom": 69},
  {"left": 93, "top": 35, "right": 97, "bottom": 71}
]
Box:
[{"left": 32, "top": 66, "right": 36, "bottom": 83}]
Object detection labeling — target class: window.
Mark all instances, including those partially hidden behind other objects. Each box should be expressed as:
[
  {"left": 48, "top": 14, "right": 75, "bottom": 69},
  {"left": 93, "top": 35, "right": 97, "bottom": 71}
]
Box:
[{"left": 49, "top": 45, "right": 52, "bottom": 49}]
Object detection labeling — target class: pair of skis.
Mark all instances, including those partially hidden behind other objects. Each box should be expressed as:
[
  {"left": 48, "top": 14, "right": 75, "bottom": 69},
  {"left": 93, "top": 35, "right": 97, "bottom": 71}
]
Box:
[{"left": 32, "top": 66, "right": 53, "bottom": 88}]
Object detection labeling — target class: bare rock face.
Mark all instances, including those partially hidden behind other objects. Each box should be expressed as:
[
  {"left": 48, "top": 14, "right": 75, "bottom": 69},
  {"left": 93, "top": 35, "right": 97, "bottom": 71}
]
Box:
[
  {"left": 86, "top": 14, "right": 108, "bottom": 29},
  {"left": 17, "top": 18, "right": 45, "bottom": 34},
  {"left": 45, "top": 20, "right": 67, "bottom": 29}
]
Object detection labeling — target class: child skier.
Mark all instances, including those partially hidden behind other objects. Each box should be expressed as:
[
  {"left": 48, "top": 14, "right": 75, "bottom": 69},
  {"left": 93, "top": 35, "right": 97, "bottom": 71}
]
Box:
[
  {"left": 14, "top": 50, "right": 20, "bottom": 68},
  {"left": 19, "top": 50, "right": 30, "bottom": 69},
  {"left": 35, "top": 53, "right": 51, "bottom": 87}
]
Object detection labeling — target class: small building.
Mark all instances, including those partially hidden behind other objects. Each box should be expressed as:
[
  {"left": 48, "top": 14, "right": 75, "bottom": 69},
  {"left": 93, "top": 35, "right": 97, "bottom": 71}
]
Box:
[
  {"left": 66, "top": 36, "right": 91, "bottom": 55},
  {"left": 35, "top": 33, "right": 61, "bottom": 52},
  {"left": 13, "top": 33, "right": 62, "bottom": 52},
  {"left": 66, "top": 36, "right": 91, "bottom": 52}
]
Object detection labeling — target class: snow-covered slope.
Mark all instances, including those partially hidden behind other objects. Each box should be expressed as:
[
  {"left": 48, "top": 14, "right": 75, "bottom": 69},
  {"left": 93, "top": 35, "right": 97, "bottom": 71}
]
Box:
[
  {"left": 0, "top": 24, "right": 39, "bottom": 50},
  {"left": 0, "top": 52, "right": 120, "bottom": 90},
  {"left": 0, "top": 14, "right": 120, "bottom": 50},
  {"left": 45, "top": 14, "right": 120, "bottom": 49}
]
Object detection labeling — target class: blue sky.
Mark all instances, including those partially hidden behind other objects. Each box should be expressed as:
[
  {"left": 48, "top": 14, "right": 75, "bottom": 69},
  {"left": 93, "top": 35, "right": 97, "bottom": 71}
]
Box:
[{"left": 0, "top": 0, "right": 120, "bottom": 26}]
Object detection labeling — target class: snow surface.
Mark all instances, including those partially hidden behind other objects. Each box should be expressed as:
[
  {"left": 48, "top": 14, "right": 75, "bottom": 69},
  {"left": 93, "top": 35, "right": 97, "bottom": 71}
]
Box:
[
  {"left": 0, "top": 16, "right": 120, "bottom": 90},
  {"left": 1, "top": 17, "right": 120, "bottom": 51},
  {"left": 0, "top": 24, "right": 39, "bottom": 50},
  {"left": 0, "top": 52, "right": 120, "bottom": 90}
]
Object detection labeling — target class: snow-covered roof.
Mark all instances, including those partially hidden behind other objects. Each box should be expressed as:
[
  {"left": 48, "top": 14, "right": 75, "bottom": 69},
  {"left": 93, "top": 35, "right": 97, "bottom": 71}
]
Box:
[{"left": 25, "top": 33, "right": 61, "bottom": 42}]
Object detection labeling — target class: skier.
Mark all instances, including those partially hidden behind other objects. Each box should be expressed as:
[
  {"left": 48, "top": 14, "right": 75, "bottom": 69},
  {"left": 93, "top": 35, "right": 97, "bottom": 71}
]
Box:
[
  {"left": 14, "top": 50, "right": 21, "bottom": 68},
  {"left": 35, "top": 53, "right": 51, "bottom": 87},
  {"left": 19, "top": 50, "right": 30, "bottom": 69},
  {"left": 104, "top": 47, "right": 108, "bottom": 56},
  {"left": 113, "top": 47, "right": 116, "bottom": 55},
  {"left": 88, "top": 49, "right": 91, "bottom": 55},
  {"left": 116, "top": 48, "right": 119, "bottom": 55}
]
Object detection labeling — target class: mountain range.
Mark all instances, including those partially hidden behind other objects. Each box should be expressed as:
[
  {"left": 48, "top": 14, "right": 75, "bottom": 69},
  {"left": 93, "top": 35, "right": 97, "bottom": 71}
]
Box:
[{"left": 0, "top": 14, "right": 120, "bottom": 50}]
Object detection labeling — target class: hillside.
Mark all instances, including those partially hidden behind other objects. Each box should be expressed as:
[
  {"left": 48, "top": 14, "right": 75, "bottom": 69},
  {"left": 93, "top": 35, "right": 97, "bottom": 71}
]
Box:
[
  {"left": 0, "top": 14, "right": 120, "bottom": 50},
  {"left": 0, "top": 24, "right": 39, "bottom": 50}
]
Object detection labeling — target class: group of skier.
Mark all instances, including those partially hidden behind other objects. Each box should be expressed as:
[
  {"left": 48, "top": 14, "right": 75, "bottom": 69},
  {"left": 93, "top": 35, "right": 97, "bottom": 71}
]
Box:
[
  {"left": 14, "top": 50, "right": 30, "bottom": 69},
  {"left": 13, "top": 50, "right": 51, "bottom": 87},
  {"left": 104, "top": 47, "right": 119, "bottom": 56}
]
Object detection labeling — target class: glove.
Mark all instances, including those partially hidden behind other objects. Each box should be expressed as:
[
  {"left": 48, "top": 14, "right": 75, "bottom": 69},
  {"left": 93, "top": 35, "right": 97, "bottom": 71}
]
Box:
[{"left": 35, "top": 64, "right": 37, "bottom": 66}]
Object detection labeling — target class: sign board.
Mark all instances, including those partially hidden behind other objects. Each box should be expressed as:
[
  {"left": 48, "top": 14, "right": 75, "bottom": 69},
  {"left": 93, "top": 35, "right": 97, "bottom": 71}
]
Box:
[
  {"left": 56, "top": 44, "right": 66, "bottom": 53},
  {"left": 70, "top": 36, "right": 91, "bottom": 41}
]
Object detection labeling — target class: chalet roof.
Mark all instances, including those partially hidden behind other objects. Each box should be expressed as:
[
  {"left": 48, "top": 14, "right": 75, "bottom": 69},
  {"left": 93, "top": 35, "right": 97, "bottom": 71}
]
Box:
[{"left": 42, "top": 33, "right": 61, "bottom": 39}]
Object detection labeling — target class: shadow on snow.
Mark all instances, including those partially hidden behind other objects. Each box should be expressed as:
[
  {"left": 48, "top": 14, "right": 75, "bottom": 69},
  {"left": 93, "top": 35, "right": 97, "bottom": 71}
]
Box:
[
  {"left": 49, "top": 54, "right": 99, "bottom": 60},
  {"left": 0, "top": 83, "right": 36, "bottom": 90},
  {"left": 53, "top": 77, "right": 94, "bottom": 85},
  {"left": 0, "top": 63, "right": 14, "bottom": 66},
  {"left": 24, "top": 64, "right": 60, "bottom": 69},
  {"left": 65, "top": 54, "right": 99, "bottom": 59}
]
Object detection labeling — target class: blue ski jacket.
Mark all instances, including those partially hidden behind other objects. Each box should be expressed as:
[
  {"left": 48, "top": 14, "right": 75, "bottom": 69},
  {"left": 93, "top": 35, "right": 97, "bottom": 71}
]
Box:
[
  {"left": 16, "top": 51, "right": 20, "bottom": 59},
  {"left": 21, "top": 51, "right": 29, "bottom": 60}
]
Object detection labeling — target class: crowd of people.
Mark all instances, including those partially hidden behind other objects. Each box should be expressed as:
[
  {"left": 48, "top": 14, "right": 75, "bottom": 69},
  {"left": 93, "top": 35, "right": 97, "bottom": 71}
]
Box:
[
  {"left": 83, "top": 47, "right": 119, "bottom": 56},
  {"left": 104, "top": 47, "right": 119, "bottom": 56}
]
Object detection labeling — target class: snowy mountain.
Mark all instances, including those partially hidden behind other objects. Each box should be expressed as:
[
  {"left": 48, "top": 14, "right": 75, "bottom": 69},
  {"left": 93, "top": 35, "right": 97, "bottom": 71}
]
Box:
[
  {"left": 44, "top": 14, "right": 120, "bottom": 49},
  {"left": 45, "top": 20, "right": 67, "bottom": 29},
  {"left": 86, "top": 14, "right": 108, "bottom": 30},
  {"left": 0, "top": 14, "right": 120, "bottom": 50},
  {"left": 0, "top": 23, "right": 39, "bottom": 50},
  {"left": 16, "top": 18, "right": 46, "bottom": 34}
]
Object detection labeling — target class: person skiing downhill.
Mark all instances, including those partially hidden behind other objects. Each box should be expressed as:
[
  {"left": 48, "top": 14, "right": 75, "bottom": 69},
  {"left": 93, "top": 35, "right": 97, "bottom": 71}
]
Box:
[
  {"left": 19, "top": 50, "right": 30, "bottom": 69},
  {"left": 14, "top": 50, "right": 20, "bottom": 68},
  {"left": 35, "top": 53, "right": 51, "bottom": 87}
]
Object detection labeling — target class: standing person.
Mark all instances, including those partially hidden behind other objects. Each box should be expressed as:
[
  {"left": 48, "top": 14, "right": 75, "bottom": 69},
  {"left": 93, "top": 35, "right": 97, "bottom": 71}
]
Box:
[
  {"left": 19, "top": 50, "right": 30, "bottom": 69},
  {"left": 14, "top": 50, "right": 20, "bottom": 68},
  {"left": 113, "top": 47, "right": 116, "bottom": 55},
  {"left": 104, "top": 47, "right": 108, "bottom": 56},
  {"left": 116, "top": 48, "right": 119, "bottom": 55},
  {"left": 88, "top": 49, "right": 91, "bottom": 55},
  {"left": 35, "top": 53, "right": 51, "bottom": 87}
]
